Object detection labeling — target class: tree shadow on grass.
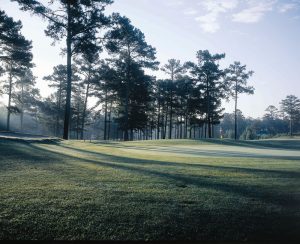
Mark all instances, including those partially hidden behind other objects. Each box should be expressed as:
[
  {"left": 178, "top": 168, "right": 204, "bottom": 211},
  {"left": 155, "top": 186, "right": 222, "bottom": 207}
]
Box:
[
  {"left": 2, "top": 140, "right": 300, "bottom": 241},
  {"left": 199, "top": 138, "right": 300, "bottom": 151},
  {"left": 88, "top": 141, "right": 300, "bottom": 160},
  {"left": 0, "top": 139, "right": 60, "bottom": 168},
  {"left": 91, "top": 138, "right": 300, "bottom": 150},
  {"left": 57, "top": 143, "right": 300, "bottom": 179},
  {"left": 24, "top": 142, "right": 300, "bottom": 209}
]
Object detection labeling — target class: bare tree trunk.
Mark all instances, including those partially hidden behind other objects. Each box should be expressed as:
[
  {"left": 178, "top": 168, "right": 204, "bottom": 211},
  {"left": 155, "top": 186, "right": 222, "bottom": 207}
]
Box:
[
  {"left": 185, "top": 115, "right": 188, "bottom": 139},
  {"left": 164, "top": 105, "right": 168, "bottom": 139},
  {"left": 206, "top": 75, "right": 212, "bottom": 138},
  {"left": 20, "top": 80, "right": 24, "bottom": 132},
  {"left": 104, "top": 89, "right": 108, "bottom": 140},
  {"left": 290, "top": 112, "right": 293, "bottom": 136},
  {"left": 234, "top": 80, "right": 238, "bottom": 140},
  {"left": 161, "top": 115, "right": 164, "bottom": 139},
  {"left": 81, "top": 74, "right": 91, "bottom": 140},
  {"left": 157, "top": 102, "right": 160, "bottom": 140},
  {"left": 56, "top": 82, "right": 62, "bottom": 137},
  {"left": 169, "top": 102, "right": 173, "bottom": 139},
  {"left": 107, "top": 100, "right": 112, "bottom": 141},
  {"left": 180, "top": 116, "right": 183, "bottom": 139},
  {"left": 76, "top": 98, "right": 80, "bottom": 140},
  {"left": 63, "top": 2, "right": 72, "bottom": 140},
  {"left": 6, "top": 63, "right": 13, "bottom": 131},
  {"left": 130, "top": 129, "right": 134, "bottom": 141}
]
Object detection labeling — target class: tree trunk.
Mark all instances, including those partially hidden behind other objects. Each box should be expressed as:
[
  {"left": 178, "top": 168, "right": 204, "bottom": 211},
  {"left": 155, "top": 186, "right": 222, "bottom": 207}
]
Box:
[
  {"left": 169, "top": 87, "right": 173, "bottom": 139},
  {"left": 234, "top": 81, "right": 238, "bottom": 140},
  {"left": 169, "top": 105, "right": 173, "bottom": 139},
  {"left": 185, "top": 115, "right": 188, "bottom": 139},
  {"left": 124, "top": 52, "right": 131, "bottom": 141},
  {"left": 157, "top": 101, "right": 160, "bottom": 140},
  {"left": 56, "top": 81, "right": 62, "bottom": 137},
  {"left": 104, "top": 89, "right": 108, "bottom": 140},
  {"left": 20, "top": 80, "right": 24, "bottom": 131},
  {"left": 164, "top": 105, "right": 168, "bottom": 139},
  {"left": 124, "top": 88, "right": 129, "bottom": 141},
  {"left": 290, "top": 112, "right": 293, "bottom": 136},
  {"left": 63, "top": 2, "right": 72, "bottom": 140},
  {"left": 107, "top": 100, "right": 112, "bottom": 141},
  {"left": 161, "top": 115, "right": 164, "bottom": 139},
  {"left": 180, "top": 115, "right": 183, "bottom": 139},
  {"left": 206, "top": 75, "right": 211, "bottom": 138},
  {"left": 76, "top": 105, "right": 80, "bottom": 140},
  {"left": 81, "top": 73, "right": 91, "bottom": 140},
  {"left": 6, "top": 64, "right": 13, "bottom": 131},
  {"left": 130, "top": 129, "right": 134, "bottom": 141}
]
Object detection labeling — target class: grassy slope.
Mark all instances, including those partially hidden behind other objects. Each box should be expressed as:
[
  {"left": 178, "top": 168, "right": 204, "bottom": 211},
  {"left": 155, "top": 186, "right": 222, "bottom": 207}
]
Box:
[{"left": 0, "top": 138, "right": 299, "bottom": 241}]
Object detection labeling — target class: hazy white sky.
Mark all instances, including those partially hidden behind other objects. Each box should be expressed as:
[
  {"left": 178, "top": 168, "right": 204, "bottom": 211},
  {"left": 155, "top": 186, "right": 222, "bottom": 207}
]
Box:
[{"left": 1, "top": 0, "right": 300, "bottom": 118}]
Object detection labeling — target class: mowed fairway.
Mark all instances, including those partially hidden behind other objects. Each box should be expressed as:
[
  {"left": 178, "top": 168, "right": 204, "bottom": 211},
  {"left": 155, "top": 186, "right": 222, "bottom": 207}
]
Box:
[{"left": 0, "top": 138, "right": 300, "bottom": 241}]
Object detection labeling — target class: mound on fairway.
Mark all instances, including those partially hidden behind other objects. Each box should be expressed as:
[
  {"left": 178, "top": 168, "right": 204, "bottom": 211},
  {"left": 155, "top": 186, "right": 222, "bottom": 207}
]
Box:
[{"left": 0, "top": 138, "right": 299, "bottom": 241}]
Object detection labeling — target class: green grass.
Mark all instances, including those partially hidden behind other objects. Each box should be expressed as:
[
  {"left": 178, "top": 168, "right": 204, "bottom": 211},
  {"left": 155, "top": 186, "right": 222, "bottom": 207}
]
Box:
[{"left": 0, "top": 138, "right": 299, "bottom": 241}]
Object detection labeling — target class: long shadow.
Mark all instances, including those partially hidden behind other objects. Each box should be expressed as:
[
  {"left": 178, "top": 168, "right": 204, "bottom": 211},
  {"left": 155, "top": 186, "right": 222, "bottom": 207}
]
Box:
[
  {"left": 25, "top": 143, "right": 300, "bottom": 208},
  {"left": 2, "top": 141, "right": 299, "bottom": 241},
  {"left": 91, "top": 138, "right": 300, "bottom": 151},
  {"left": 2, "top": 140, "right": 299, "bottom": 208},
  {"left": 87, "top": 142, "right": 300, "bottom": 161},
  {"left": 199, "top": 138, "right": 300, "bottom": 151},
  {"left": 56, "top": 143, "right": 300, "bottom": 179},
  {"left": 0, "top": 137, "right": 61, "bottom": 144},
  {"left": 0, "top": 139, "right": 59, "bottom": 163}
]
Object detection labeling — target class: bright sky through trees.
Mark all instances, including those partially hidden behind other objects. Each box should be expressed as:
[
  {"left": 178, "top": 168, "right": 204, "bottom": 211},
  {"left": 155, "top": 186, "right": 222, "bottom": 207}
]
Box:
[{"left": 1, "top": 0, "right": 299, "bottom": 118}]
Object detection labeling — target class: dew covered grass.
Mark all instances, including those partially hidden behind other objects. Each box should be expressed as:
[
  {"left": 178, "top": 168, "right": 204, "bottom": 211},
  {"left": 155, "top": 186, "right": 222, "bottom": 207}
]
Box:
[{"left": 0, "top": 138, "right": 299, "bottom": 241}]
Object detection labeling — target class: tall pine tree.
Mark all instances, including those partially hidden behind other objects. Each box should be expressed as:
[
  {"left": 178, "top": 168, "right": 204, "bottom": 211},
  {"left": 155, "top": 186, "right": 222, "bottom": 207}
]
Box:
[
  {"left": 0, "top": 10, "right": 33, "bottom": 131},
  {"left": 105, "top": 14, "right": 159, "bottom": 140},
  {"left": 12, "top": 0, "right": 113, "bottom": 139}
]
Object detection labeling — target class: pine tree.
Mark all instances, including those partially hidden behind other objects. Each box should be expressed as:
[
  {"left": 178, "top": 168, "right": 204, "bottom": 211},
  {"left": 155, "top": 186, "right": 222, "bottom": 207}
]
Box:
[
  {"left": 12, "top": 0, "right": 113, "bottom": 139},
  {"left": 15, "top": 69, "right": 40, "bottom": 131},
  {"left": 225, "top": 61, "right": 254, "bottom": 140},
  {"left": 74, "top": 53, "right": 102, "bottom": 139},
  {"left": 105, "top": 14, "right": 159, "bottom": 140},
  {"left": 161, "top": 59, "right": 185, "bottom": 139},
  {"left": 280, "top": 95, "right": 300, "bottom": 136},
  {"left": 0, "top": 10, "right": 33, "bottom": 131},
  {"left": 186, "top": 50, "right": 226, "bottom": 138},
  {"left": 43, "top": 64, "right": 81, "bottom": 137}
]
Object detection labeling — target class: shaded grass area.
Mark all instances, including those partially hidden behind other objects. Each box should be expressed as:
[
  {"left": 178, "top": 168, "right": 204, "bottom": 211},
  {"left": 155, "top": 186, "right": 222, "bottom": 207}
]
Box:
[
  {"left": 202, "top": 138, "right": 300, "bottom": 150},
  {"left": 0, "top": 138, "right": 299, "bottom": 241},
  {"left": 120, "top": 137, "right": 300, "bottom": 150}
]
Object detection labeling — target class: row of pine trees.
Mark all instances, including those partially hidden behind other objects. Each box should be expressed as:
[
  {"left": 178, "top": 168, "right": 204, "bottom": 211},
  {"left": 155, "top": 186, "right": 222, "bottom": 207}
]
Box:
[{"left": 1, "top": 1, "right": 299, "bottom": 140}]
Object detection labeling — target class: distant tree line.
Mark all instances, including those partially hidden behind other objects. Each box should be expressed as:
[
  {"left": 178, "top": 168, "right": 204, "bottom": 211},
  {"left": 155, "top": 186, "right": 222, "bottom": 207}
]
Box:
[
  {"left": 1, "top": 1, "right": 299, "bottom": 141},
  {"left": 221, "top": 96, "right": 300, "bottom": 139}
]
